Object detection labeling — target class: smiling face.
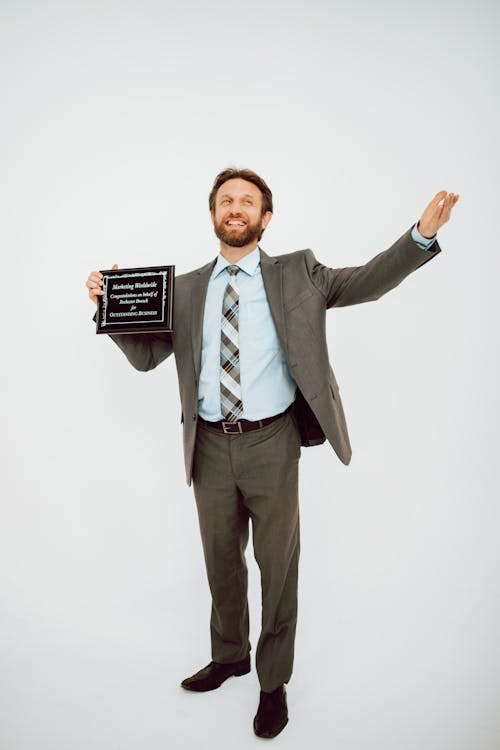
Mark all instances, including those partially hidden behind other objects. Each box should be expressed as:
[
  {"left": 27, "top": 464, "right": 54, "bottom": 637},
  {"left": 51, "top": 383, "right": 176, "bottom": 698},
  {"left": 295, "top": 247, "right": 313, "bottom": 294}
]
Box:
[{"left": 211, "top": 178, "right": 272, "bottom": 249}]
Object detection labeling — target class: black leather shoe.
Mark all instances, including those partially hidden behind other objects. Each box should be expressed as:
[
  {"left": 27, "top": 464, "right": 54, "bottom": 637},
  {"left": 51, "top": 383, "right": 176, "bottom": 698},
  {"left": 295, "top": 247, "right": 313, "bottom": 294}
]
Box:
[
  {"left": 253, "top": 685, "right": 288, "bottom": 738},
  {"left": 181, "top": 655, "right": 251, "bottom": 692}
]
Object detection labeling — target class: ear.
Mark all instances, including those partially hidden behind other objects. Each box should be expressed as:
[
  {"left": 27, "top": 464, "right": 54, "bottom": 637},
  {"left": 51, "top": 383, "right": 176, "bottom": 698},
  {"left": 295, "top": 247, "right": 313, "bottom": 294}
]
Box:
[
  {"left": 261, "top": 211, "right": 273, "bottom": 230},
  {"left": 210, "top": 210, "right": 215, "bottom": 227}
]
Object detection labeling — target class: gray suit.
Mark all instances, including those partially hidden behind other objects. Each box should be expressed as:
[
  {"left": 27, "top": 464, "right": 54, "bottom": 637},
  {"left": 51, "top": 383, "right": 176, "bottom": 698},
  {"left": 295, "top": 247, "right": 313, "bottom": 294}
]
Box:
[
  {"left": 105, "top": 225, "right": 441, "bottom": 483},
  {"left": 100, "top": 224, "right": 441, "bottom": 690}
]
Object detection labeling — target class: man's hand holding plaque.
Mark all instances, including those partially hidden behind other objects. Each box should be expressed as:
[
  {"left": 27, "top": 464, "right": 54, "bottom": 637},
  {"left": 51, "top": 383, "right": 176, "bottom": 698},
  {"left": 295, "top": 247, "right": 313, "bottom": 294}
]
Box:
[{"left": 86, "top": 264, "right": 174, "bottom": 334}]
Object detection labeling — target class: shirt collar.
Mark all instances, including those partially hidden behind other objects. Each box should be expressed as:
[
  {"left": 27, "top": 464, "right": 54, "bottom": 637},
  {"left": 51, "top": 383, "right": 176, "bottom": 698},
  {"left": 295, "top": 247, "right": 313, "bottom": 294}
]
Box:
[{"left": 212, "top": 245, "right": 261, "bottom": 280}]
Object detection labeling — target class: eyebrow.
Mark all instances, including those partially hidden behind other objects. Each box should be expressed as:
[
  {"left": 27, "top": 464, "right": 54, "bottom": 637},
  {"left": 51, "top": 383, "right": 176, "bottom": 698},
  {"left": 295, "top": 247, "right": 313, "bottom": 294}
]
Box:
[{"left": 219, "top": 193, "right": 255, "bottom": 200}]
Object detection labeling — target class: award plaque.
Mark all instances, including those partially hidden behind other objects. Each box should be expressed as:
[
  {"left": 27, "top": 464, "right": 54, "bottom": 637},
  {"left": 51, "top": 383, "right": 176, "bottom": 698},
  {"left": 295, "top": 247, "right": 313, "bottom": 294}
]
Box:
[{"left": 96, "top": 265, "right": 174, "bottom": 334}]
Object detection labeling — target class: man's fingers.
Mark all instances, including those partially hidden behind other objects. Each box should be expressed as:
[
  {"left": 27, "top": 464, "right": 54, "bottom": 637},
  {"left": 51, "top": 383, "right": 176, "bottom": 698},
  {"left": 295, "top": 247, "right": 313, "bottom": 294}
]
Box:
[
  {"left": 433, "top": 190, "right": 459, "bottom": 210},
  {"left": 86, "top": 269, "right": 109, "bottom": 305},
  {"left": 429, "top": 191, "right": 447, "bottom": 210},
  {"left": 423, "top": 192, "right": 446, "bottom": 217},
  {"left": 442, "top": 196, "right": 455, "bottom": 221},
  {"left": 427, "top": 191, "right": 458, "bottom": 218},
  {"left": 419, "top": 190, "right": 459, "bottom": 237},
  {"left": 85, "top": 267, "right": 118, "bottom": 300},
  {"left": 86, "top": 271, "right": 104, "bottom": 306},
  {"left": 444, "top": 192, "right": 459, "bottom": 211},
  {"left": 434, "top": 192, "right": 459, "bottom": 226}
]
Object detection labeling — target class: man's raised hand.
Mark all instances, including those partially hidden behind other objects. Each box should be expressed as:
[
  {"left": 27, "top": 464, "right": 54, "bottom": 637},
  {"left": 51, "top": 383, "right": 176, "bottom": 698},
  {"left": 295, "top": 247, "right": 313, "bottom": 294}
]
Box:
[
  {"left": 418, "top": 191, "right": 460, "bottom": 239},
  {"left": 85, "top": 263, "right": 118, "bottom": 304}
]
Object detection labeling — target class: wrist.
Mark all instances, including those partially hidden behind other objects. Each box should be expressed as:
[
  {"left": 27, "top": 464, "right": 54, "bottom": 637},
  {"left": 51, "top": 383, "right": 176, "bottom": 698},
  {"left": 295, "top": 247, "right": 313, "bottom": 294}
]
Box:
[{"left": 417, "top": 221, "right": 436, "bottom": 240}]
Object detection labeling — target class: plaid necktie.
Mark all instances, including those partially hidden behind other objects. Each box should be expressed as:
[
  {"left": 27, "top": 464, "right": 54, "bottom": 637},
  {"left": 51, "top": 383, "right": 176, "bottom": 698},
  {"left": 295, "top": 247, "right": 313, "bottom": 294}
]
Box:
[{"left": 220, "top": 265, "right": 243, "bottom": 422}]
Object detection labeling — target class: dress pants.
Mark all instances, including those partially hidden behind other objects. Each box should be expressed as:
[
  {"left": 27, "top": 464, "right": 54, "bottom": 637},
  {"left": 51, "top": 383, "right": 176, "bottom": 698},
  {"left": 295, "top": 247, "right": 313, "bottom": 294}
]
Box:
[{"left": 192, "top": 410, "right": 301, "bottom": 693}]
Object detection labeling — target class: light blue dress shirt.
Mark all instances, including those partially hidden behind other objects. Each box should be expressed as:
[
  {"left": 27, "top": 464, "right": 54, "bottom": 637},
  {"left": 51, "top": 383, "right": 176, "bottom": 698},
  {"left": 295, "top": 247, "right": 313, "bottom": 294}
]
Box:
[
  {"left": 198, "top": 247, "right": 297, "bottom": 421},
  {"left": 197, "top": 224, "right": 436, "bottom": 421}
]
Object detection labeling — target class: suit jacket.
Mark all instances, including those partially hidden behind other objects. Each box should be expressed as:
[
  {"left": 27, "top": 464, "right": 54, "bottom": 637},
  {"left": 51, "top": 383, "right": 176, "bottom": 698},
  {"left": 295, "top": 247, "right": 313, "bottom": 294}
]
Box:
[{"left": 102, "top": 225, "right": 441, "bottom": 485}]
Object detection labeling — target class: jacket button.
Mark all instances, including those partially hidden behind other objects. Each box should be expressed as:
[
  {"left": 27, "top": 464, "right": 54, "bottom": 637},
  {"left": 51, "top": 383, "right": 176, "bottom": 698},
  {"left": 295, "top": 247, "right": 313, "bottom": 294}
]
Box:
[{"left": 192, "top": 413, "right": 197, "bottom": 421}]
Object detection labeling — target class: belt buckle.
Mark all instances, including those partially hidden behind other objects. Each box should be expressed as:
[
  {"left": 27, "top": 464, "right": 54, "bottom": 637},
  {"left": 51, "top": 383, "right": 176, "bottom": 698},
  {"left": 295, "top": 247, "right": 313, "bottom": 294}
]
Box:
[{"left": 222, "top": 421, "right": 243, "bottom": 434}]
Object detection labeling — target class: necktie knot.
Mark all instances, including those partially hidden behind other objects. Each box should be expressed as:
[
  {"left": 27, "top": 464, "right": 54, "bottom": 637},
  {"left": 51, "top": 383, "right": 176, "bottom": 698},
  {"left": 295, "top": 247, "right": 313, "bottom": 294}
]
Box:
[{"left": 228, "top": 265, "right": 240, "bottom": 277}]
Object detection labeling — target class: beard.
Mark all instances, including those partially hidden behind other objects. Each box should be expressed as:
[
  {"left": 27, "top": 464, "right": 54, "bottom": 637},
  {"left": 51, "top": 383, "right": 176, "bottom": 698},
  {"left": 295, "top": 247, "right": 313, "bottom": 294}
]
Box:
[{"left": 213, "top": 217, "right": 264, "bottom": 247}]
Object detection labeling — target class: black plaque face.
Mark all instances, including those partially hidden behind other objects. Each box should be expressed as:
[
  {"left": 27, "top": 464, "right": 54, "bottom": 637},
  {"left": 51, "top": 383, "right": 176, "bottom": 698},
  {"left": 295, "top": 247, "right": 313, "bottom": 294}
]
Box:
[{"left": 96, "top": 265, "right": 174, "bottom": 334}]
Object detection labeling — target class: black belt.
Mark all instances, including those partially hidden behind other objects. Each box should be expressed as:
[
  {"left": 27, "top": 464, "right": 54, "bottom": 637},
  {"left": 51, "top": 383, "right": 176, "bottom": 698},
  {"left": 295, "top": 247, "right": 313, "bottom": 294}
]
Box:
[{"left": 198, "top": 403, "right": 293, "bottom": 434}]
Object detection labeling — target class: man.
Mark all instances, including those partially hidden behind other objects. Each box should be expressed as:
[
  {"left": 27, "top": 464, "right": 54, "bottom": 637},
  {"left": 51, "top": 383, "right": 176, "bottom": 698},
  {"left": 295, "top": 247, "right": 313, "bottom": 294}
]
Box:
[{"left": 86, "top": 169, "right": 459, "bottom": 739}]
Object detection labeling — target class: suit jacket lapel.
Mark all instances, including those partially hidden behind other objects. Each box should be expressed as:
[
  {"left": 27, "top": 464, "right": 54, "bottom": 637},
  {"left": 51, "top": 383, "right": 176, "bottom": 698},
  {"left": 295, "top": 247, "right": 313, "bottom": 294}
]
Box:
[
  {"left": 259, "top": 248, "right": 288, "bottom": 358},
  {"left": 191, "top": 259, "right": 216, "bottom": 380}
]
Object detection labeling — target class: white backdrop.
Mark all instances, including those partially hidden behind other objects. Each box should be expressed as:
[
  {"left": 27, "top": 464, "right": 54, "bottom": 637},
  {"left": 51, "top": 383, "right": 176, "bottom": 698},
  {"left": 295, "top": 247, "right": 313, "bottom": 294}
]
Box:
[{"left": 2, "top": 1, "right": 499, "bottom": 748}]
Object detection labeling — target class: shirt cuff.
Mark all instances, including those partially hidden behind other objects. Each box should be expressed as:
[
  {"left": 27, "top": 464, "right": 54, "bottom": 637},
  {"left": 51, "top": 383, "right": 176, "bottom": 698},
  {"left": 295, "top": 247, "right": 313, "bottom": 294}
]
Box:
[{"left": 411, "top": 222, "right": 436, "bottom": 251}]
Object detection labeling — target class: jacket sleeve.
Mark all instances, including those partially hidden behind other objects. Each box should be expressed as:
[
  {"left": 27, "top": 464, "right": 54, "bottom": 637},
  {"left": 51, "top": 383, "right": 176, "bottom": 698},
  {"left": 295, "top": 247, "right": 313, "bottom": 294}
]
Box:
[
  {"left": 305, "top": 225, "right": 442, "bottom": 309},
  {"left": 92, "top": 311, "right": 173, "bottom": 371}
]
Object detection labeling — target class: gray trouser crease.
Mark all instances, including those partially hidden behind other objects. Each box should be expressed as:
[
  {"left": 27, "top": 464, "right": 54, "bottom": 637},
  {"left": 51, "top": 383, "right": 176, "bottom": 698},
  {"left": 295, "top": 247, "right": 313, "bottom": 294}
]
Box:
[{"left": 192, "top": 411, "right": 301, "bottom": 693}]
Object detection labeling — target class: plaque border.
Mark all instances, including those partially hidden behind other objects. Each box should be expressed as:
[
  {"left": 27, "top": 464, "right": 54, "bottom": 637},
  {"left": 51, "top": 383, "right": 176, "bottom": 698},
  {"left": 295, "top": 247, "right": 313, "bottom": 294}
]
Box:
[{"left": 96, "top": 265, "right": 175, "bottom": 334}]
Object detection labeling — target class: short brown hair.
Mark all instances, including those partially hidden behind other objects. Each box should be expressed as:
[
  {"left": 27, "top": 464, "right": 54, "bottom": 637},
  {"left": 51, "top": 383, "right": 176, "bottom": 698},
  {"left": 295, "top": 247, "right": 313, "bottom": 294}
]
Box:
[{"left": 209, "top": 168, "right": 273, "bottom": 215}]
